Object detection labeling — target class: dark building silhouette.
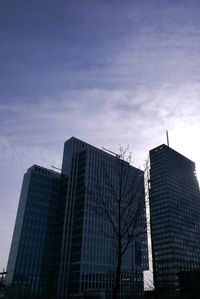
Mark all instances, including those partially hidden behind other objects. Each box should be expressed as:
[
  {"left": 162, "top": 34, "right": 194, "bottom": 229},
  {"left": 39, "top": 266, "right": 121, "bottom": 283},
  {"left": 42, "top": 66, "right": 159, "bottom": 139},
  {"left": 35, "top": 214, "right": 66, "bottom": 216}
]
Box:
[
  {"left": 6, "top": 137, "right": 148, "bottom": 299},
  {"left": 57, "top": 137, "right": 148, "bottom": 299},
  {"left": 179, "top": 269, "right": 200, "bottom": 297},
  {"left": 6, "top": 165, "right": 68, "bottom": 299},
  {"left": 149, "top": 144, "right": 200, "bottom": 296}
]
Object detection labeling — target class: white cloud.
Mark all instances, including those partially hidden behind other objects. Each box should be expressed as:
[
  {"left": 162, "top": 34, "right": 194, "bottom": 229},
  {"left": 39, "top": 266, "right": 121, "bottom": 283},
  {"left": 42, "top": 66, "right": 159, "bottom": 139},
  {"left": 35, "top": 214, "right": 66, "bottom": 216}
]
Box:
[{"left": 1, "top": 82, "right": 200, "bottom": 168}]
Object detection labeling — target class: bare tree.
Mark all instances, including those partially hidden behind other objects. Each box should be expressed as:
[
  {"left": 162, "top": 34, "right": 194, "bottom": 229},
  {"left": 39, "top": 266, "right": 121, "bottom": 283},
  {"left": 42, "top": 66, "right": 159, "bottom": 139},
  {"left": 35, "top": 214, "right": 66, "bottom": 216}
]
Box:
[{"left": 86, "top": 146, "right": 147, "bottom": 299}]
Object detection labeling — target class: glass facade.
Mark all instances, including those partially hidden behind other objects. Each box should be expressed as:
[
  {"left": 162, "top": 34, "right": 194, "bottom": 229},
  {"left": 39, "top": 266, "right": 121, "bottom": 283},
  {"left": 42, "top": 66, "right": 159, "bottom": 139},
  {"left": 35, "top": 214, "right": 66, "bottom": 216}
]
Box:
[
  {"left": 149, "top": 144, "right": 200, "bottom": 294},
  {"left": 58, "top": 137, "right": 148, "bottom": 299},
  {"left": 6, "top": 165, "right": 67, "bottom": 299},
  {"left": 6, "top": 137, "right": 148, "bottom": 299}
]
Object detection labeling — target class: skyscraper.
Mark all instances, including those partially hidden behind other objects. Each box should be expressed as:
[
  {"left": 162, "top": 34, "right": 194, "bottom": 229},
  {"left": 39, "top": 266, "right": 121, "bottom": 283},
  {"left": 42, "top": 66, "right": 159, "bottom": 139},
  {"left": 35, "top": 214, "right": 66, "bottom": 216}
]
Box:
[
  {"left": 149, "top": 144, "right": 200, "bottom": 296},
  {"left": 58, "top": 137, "right": 148, "bottom": 299},
  {"left": 6, "top": 137, "right": 148, "bottom": 299},
  {"left": 6, "top": 165, "right": 68, "bottom": 299}
]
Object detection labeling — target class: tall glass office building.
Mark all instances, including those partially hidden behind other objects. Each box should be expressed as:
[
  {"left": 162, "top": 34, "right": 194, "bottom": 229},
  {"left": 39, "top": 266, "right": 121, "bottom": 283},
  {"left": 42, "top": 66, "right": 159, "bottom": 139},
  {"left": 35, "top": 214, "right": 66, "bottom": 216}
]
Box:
[
  {"left": 6, "top": 165, "right": 68, "bottom": 299},
  {"left": 58, "top": 137, "right": 148, "bottom": 299},
  {"left": 6, "top": 137, "right": 148, "bottom": 299},
  {"left": 149, "top": 144, "right": 200, "bottom": 295}
]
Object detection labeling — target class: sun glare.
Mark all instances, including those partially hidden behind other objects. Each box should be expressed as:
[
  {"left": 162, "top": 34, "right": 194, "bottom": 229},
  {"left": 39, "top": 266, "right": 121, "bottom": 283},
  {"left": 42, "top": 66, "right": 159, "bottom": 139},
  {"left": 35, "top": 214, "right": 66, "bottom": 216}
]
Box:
[{"left": 169, "top": 125, "right": 200, "bottom": 184}]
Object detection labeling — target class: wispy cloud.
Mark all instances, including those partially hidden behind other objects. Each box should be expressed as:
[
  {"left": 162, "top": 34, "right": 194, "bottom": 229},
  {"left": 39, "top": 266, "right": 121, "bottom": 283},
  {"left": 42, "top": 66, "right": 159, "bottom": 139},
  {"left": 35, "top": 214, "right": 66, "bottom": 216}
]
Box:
[{"left": 1, "top": 82, "right": 200, "bottom": 164}]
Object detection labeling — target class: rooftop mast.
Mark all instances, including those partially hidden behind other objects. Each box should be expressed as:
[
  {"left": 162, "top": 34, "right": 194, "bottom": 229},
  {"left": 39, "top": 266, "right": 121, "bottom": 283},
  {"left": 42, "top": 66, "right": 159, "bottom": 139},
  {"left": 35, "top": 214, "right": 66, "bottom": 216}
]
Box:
[
  {"left": 166, "top": 130, "right": 169, "bottom": 147},
  {"left": 102, "top": 147, "right": 121, "bottom": 158}
]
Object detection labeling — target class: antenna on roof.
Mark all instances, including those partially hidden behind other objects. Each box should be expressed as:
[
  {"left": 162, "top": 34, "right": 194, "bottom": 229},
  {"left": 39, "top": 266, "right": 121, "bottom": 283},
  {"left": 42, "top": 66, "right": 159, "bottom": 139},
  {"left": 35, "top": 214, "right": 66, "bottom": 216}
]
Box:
[
  {"left": 166, "top": 130, "right": 169, "bottom": 147},
  {"left": 51, "top": 165, "right": 62, "bottom": 171},
  {"left": 102, "top": 147, "right": 121, "bottom": 158}
]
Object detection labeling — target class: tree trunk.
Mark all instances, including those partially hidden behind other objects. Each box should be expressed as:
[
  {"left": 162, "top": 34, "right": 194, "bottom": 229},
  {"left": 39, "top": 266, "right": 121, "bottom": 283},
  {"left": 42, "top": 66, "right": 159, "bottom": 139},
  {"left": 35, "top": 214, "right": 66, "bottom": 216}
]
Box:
[{"left": 112, "top": 237, "right": 122, "bottom": 299}]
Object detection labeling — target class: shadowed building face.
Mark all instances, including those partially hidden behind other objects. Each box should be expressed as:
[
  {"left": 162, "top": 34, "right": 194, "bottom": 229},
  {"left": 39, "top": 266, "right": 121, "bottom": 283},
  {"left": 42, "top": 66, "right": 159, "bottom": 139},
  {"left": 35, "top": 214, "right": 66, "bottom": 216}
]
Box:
[
  {"left": 6, "top": 165, "right": 67, "bottom": 298},
  {"left": 6, "top": 137, "right": 148, "bottom": 299},
  {"left": 149, "top": 144, "right": 200, "bottom": 295}
]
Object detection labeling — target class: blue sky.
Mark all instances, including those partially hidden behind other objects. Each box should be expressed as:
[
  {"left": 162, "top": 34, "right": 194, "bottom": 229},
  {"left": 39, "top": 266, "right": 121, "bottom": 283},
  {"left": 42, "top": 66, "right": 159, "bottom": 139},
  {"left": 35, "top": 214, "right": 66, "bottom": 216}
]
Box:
[{"left": 1, "top": 0, "right": 200, "bottom": 269}]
